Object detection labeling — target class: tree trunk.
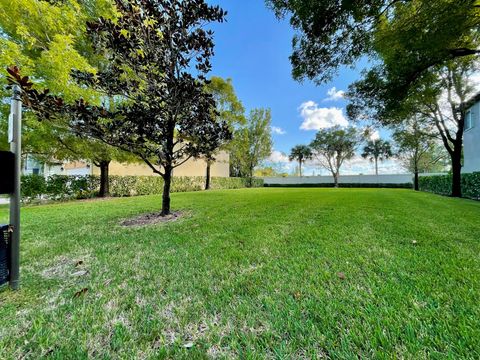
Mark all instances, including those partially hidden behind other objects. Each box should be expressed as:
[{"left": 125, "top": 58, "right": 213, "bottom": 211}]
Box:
[
  {"left": 299, "top": 160, "right": 302, "bottom": 177},
  {"left": 413, "top": 151, "right": 419, "bottom": 191},
  {"left": 248, "top": 164, "right": 254, "bottom": 187},
  {"left": 451, "top": 148, "right": 462, "bottom": 197},
  {"left": 161, "top": 166, "right": 172, "bottom": 215},
  {"left": 375, "top": 157, "right": 378, "bottom": 176},
  {"left": 98, "top": 160, "right": 110, "bottom": 197},
  {"left": 205, "top": 162, "right": 211, "bottom": 190},
  {"left": 414, "top": 171, "right": 419, "bottom": 191},
  {"left": 333, "top": 173, "right": 339, "bottom": 188}
]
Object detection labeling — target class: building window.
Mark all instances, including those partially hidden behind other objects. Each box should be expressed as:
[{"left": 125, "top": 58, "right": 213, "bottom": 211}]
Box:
[{"left": 465, "top": 109, "right": 473, "bottom": 131}]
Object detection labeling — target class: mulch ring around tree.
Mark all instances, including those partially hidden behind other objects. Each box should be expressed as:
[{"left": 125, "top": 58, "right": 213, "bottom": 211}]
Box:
[{"left": 120, "top": 211, "right": 184, "bottom": 227}]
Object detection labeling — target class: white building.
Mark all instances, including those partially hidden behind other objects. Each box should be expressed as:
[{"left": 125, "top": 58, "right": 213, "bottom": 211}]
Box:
[{"left": 463, "top": 93, "right": 480, "bottom": 173}]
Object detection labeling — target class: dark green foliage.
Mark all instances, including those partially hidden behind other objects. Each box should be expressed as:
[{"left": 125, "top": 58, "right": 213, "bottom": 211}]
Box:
[
  {"left": 361, "top": 139, "right": 393, "bottom": 175},
  {"left": 419, "top": 173, "right": 480, "bottom": 199},
  {"left": 21, "top": 174, "right": 46, "bottom": 198},
  {"left": 268, "top": 0, "right": 480, "bottom": 87},
  {"left": 289, "top": 144, "right": 313, "bottom": 177},
  {"left": 310, "top": 126, "right": 360, "bottom": 186},
  {"left": 20, "top": 175, "right": 263, "bottom": 202},
  {"left": 7, "top": 0, "right": 230, "bottom": 215},
  {"left": 229, "top": 108, "right": 273, "bottom": 180},
  {"left": 22, "top": 175, "right": 99, "bottom": 201},
  {"left": 264, "top": 183, "right": 412, "bottom": 189}
]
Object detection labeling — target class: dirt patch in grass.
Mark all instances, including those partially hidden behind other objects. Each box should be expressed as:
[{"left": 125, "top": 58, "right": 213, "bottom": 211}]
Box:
[{"left": 120, "top": 211, "right": 184, "bottom": 227}]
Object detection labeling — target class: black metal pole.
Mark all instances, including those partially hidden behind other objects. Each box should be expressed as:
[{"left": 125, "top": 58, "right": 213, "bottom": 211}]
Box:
[{"left": 9, "top": 85, "right": 21, "bottom": 290}]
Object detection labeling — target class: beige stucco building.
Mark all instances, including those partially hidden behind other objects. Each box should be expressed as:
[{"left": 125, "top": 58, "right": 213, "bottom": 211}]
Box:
[{"left": 58, "top": 151, "right": 230, "bottom": 177}]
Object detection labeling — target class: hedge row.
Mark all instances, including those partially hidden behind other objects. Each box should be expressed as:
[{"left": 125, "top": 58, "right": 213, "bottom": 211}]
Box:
[
  {"left": 264, "top": 183, "right": 412, "bottom": 189},
  {"left": 418, "top": 172, "right": 480, "bottom": 199},
  {"left": 21, "top": 175, "right": 264, "bottom": 201}
]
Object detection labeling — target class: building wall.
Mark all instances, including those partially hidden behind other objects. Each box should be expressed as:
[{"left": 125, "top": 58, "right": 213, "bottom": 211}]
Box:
[
  {"left": 23, "top": 155, "right": 44, "bottom": 175},
  {"left": 263, "top": 174, "right": 421, "bottom": 185},
  {"left": 464, "top": 102, "right": 480, "bottom": 173},
  {"left": 91, "top": 151, "right": 230, "bottom": 177},
  {"left": 62, "top": 161, "right": 92, "bottom": 176}
]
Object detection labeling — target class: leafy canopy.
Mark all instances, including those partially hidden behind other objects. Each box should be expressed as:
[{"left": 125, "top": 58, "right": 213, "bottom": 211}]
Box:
[
  {"left": 393, "top": 117, "right": 448, "bottom": 174},
  {"left": 268, "top": 0, "right": 480, "bottom": 88},
  {"left": 0, "top": 0, "right": 131, "bottom": 166},
  {"left": 230, "top": 108, "right": 273, "bottom": 179},
  {"left": 7, "top": 0, "right": 230, "bottom": 214},
  {"left": 289, "top": 145, "right": 312, "bottom": 163},
  {"left": 310, "top": 126, "right": 360, "bottom": 180},
  {"left": 8, "top": 0, "right": 230, "bottom": 175},
  {"left": 361, "top": 139, "right": 393, "bottom": 163},
  {"left": 203, "top": 76, "right": 245, "bottom": 159}
]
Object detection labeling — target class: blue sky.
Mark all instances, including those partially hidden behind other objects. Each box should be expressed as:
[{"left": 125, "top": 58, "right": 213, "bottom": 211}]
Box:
[{"left": 208, "top": 1, "right": 402, "bottom": 175}]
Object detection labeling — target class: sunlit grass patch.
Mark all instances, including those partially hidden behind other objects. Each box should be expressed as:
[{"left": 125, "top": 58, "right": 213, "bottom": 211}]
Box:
[{"left": 0, "top": 188, "right": 479, "bottom": 358}]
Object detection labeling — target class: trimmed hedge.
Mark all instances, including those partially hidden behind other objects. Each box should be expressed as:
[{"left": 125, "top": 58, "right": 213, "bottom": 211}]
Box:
[
  {"left": 264, "top": 183, "right": 412, "bottom": 189},
  {"left": 419, "top": 172, "right": 480, "bottom": 199},
  {"left": 21, "top": 175, "right": 263, "bottom": 202}
]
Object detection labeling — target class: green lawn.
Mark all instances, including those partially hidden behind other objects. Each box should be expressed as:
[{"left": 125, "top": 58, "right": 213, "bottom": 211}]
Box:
[{"left": 1, "top": 188, "right": 479, "bottom": 359}]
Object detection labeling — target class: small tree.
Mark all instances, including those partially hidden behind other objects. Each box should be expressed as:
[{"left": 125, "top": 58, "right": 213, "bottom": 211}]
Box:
[
  {"left": 310, "top": 126, "right": 359, "bottom": 187},
  {"left": 8, "top": 0, "right": 230, "bottom": 215},
  {"left": 361, "top": 138, "right": 393, "bottom": 175},
  {"left": 393, "top": 117, "right": 446, "bottom": 191},
  {"left": 230, "top": 108, "right": 273, "bottom": 184},
  {"left": 203, "top": 77, "right": 245, "bottom": 190},
  {"left": 289, "top": 145, "right": 312, "bottom": 177}
]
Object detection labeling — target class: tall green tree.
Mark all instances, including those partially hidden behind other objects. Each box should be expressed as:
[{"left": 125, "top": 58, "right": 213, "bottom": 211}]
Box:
[
  {"left": 393, "top": 117, "right": 448, "bottom": 190},
  {"left": 268, "top": 0, "right": 480, "bottom": 196},
  {"left": 203, "top": 76, "right": 245, "bottom": 190},
  {"left": 289, "top": 145, "right": 312, "bottom": 177},
  {"left": 361, "top": 138, "right": 393, "bottom": 175},
  {"left": 348, "top": 61, "right": 475, "bottom": 197},
  {"left": 9, "top": 0, "right": 230, "bottom": 215},
  {"left": 230, "top": 108, "right": 273, "bottom": 184},
  {"left": 267, "top": 0, "right": 480, "bottom": 91},
  {"left": 310, "top": 126, "right": 360, "bottom": 187},
  {"left": 0, "top": 0, "right": 124, "bottom": 197}
]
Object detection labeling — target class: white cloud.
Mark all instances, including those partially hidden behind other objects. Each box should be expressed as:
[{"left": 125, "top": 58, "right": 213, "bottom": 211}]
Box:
[
  {"left": 341, "top": 156, "right": 405, "bottom": 175},
  {"left": 271, "top": 126, "right": 286, "bottom": 135},
  {"left": 324, "top": 87, "right": 345, "bottom": 102},
  {"left": 264, "top": 150, "right": 295, "bottom": 173},
  {"left": 369, "top": 130, "right": 380, "bottom": 141},
  {"left": 306, "top": 154, "right": 406, "bottom": 175},
  {"left": 468, "top": 72, "right": 480, "bottom": 91},
  {"left": 268, "top": 150, "right": 289, "bottom": 163},
  {"left": 299, "top": 101, "right": 349, "bottom": 130}
]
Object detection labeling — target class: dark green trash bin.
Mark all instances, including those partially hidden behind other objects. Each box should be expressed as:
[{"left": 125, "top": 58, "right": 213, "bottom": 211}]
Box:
[{"left": 0, "top": 224, "right": 11, "bottom": 286}]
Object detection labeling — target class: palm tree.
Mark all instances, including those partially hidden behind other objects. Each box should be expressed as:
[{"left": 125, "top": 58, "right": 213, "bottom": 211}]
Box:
[
  {"left": 362, "top": 139, "right": 393, "bottom": 175},
  {"left": 289, "top": 145, "right": 313, "bottom": 177}
]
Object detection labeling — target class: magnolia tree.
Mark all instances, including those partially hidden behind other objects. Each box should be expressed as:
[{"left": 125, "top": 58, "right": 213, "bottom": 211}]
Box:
[
  {"left": 7, "top": 0, "right": 231, "bottom": 215},
  {"left": 310, "top": 126, "right": 360, "bottom": 187}
]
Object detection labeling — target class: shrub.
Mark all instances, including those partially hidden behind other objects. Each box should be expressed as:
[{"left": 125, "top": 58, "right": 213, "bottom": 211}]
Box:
[
  {"left": 69, "top": 175, "right": 99, "bottom": 199},
  {"left": 45, "top": 175, "right": 71, "bottom": 200},
  {"left": 20, "top": 175, "right": 263, "bottom": 202},
  {"left": 21, "top": 174, "right": 46, "bottom": 200},
  {"left": 419, "top": 172, "right": 480, "bottom": 199}
]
